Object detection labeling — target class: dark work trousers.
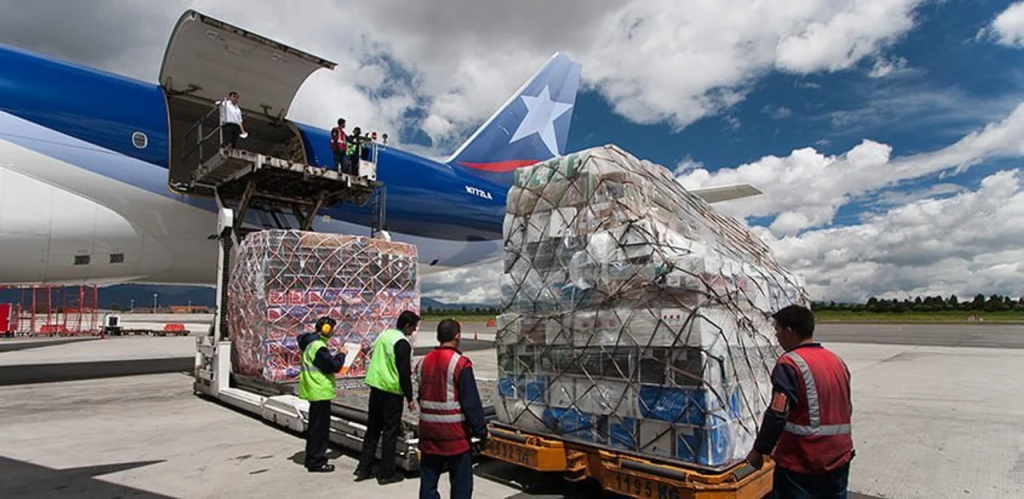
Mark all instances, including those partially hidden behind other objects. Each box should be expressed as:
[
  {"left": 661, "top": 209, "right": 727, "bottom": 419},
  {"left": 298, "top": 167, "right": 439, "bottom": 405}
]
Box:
[
  {"left": 772, "top": 463, "right": 850, "bottom": 499},
  {"left": 419, "top": 451, "right": 473, "bottom": 499},
  {"left": 333, "top": 149, "right": 346, "bottom": 173},
  {"left": 348, "top": 154, "right": 360, "bottom": 175},
  {"left": 356, "top": 387, "right": 404, "bottom": 478},
  {"left": 221, "top": 123, "right": 241, "bottom": 148},
  {"left": 304, "top": 400, "right": 332, "bottom": 470}
]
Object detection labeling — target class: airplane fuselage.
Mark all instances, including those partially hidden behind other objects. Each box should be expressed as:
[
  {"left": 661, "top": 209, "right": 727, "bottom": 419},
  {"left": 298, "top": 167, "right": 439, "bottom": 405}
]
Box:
[
  {"left": 0, "top": 43, "right": 508, "bottom": 286},
  {"left": 0, "top": 10, "right": 753, "bottom": 289}
]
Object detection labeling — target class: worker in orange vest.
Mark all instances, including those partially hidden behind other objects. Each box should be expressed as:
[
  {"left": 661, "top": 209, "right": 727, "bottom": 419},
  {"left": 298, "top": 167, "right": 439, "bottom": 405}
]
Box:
[
  {"left": 747, "top": 304, "right": 854, "bottom": 498},
  {"left": 330, "top": 118, "right": 347, "bottom": 173},
  {"left": 416, "top": 319, "right": 487, "bottom": 499}
]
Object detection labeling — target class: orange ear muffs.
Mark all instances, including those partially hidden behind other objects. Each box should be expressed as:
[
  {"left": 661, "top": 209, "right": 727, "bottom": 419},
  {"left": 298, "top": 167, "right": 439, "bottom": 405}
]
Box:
[{"left": 321, "top": 323, "right": 332, "bottom": 334}]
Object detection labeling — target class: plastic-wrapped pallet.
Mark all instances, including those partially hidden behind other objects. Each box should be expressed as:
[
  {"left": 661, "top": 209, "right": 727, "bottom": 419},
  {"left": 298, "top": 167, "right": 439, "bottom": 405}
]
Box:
[
  {"left": 496, "top": 145, "right": 808, "bottom": 471},
  {"left": 228, "top": 230, "right": 420, "bottom": 383}
]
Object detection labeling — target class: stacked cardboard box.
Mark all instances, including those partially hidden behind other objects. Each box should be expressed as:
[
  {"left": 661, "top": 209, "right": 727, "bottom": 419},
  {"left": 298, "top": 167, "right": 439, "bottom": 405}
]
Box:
[
  {"left": 496, "top": 145, "right": 808, "bottom": 470},
  {"left": 228, "top": 230, "right": 420, "bottom": 383}
]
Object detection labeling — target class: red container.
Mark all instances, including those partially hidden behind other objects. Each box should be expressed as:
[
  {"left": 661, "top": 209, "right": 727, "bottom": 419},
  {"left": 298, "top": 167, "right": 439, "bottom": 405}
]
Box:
[{"left": 0, "top": 304, "right": 14, "bottom": 333}]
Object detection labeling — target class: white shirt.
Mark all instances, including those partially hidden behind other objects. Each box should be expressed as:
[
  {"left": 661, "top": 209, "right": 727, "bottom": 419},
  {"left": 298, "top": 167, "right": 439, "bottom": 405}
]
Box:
[{"left": 219, "top": 100, "right": 243, "bottom": 125}]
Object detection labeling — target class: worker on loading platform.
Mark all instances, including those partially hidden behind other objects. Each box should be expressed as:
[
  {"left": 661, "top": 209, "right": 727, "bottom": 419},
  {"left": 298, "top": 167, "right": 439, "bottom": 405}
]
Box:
[
  {"left": 297, "top": 316, "right": 348, "bottom": 473},
  {"left": 347, "top": 127, "right": 364, "bottom": 176},
  {"left": 746, "top": 304, "right": 854, "bottom": 498},
  {"left": 354, "top": 310, "right": 419, "bottom": 485},
  {"left": 416, "top": 319, "right": 487, "bottom": 499},
  {"left": 218, "top": 90, "right": 246, "bottom": 149},
  {"left": 330, "top": 118, "right": 347, "bottom": 173}
]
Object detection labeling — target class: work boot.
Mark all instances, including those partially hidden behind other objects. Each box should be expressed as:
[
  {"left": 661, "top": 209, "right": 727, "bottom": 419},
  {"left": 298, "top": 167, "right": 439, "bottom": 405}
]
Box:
[
  {"left": 307, "top": 464, "right": 335, "bottom": 473},
  {"left": 353, "top": 468, "right": 374, "bottom": 482},
  {"left": 376, "top": 474, "right": 404, "bottom": 485}
]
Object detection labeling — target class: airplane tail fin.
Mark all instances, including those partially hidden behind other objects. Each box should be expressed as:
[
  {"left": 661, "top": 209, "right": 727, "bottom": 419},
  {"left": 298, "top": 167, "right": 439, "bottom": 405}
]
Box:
[{"left": 447, "top": 52, "right": 582, "bottom": 186}]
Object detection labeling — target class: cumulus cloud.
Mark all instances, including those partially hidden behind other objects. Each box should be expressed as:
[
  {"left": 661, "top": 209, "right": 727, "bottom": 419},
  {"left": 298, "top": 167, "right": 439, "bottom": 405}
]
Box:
[
  {"left": 0, "top": 0, "right": 930, "bottom": 149},
  {"left": 581, "top": 0, "right": 924, "bottom": 130},
  {"left": 872, "top": 183, "right": 965, "bottom": 207},
  {"left": 984, "top": 1, "right": 1024, "bottom": 47},
  {"left": 773, "top": 0, "right": 919, "bottom": 73},
  {"left": 677, "top": 103, "right": 1024, "bottom": 235},
  {"left": 758, "top": 169, "right": 1024, "bottom": 302},
  {"left": 420, "top": 263, "right": 503, "bottom": 305},
  {"left": 867, "top": 56, "right": 910, "bottom": 78}
]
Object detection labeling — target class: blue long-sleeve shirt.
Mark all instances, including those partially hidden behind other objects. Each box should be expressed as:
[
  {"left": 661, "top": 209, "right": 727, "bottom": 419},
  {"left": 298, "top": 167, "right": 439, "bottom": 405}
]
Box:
[
  {"left": 298, "top": 332, "right": 347, "bottom": 373},
  {"left": 753, "top": 343, "right": 818, "bottom": 455}
]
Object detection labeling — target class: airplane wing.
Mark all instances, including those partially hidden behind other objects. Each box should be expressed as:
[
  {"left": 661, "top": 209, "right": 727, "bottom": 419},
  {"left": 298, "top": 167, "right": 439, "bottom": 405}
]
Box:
[{"left": 688, "top": 183, "right": 762, "bottom": 204}]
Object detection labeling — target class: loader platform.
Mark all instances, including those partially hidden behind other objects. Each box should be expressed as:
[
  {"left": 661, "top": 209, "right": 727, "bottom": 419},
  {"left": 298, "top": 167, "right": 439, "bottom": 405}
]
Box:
[
  {"left": 220, "top": 370, "right": 497, "bottom": 472},
  {"left": 173, "top": 99, "right": 386, "bottom": 236},
  {"left": 482, "top": 422, "right": 773, "bottom": 499},
  {"left": 181, "top": 147, "right": 375, "bottom": 206}
]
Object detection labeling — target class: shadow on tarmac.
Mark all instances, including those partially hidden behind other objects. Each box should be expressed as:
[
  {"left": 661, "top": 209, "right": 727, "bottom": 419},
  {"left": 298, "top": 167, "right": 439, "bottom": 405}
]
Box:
[
  {"left": 0, "top": 338, "right": 98, "bottom": 353},
  {"left": 0, "top": 456, "right": 172, "bottom": 498}
]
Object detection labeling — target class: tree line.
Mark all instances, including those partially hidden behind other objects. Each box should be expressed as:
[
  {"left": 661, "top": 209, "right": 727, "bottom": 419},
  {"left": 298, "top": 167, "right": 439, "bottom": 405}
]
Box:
[
  {"left": 813, "top": 294, "right": 1024, "bottom": 313},
  {"left": 423, "top": 306, "right": 500, "bottom": 315}
]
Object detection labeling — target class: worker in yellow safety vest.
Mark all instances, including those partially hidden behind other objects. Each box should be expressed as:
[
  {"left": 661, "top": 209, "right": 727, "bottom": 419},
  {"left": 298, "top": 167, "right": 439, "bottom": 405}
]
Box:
[
  {"left": 354, "top": 310, "right": 419, "bottom": 485},
  {"left": 346, "top": 126, "right": 364, "bottom": 175},
  {"left": 297, "top": 316, "right": 348, "bottom": 473}
]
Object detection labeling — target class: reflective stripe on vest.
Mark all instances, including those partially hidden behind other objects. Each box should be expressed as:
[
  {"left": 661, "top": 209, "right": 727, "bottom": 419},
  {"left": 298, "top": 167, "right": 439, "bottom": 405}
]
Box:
[
  {"left": 418, "top": 347, "right": 472, "bottom": 456},
  {"left": 420, "top": 351, "right": 466, "bottom": 424},
  {"left": 347, "top": 140, "right": 362, "bottom": 155},
  {"left": 331, "top": 128, "right": 345, "bottom": 149},
  {"left": 774, "top": 346, "right": 854, "bottom": 474},
  {"left": 298, "top": 338, "right": 336, "bottom": 401},
  {"left": 783, "top": 351, "right": 852, "bottom": 437}
]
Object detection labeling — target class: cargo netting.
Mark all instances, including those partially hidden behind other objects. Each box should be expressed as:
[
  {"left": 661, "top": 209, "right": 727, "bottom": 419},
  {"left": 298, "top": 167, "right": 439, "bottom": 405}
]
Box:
[
  {"left": 228, "top": 230, "right": 419, "bottom": 383},
  {"left": 495, "top": 145, "right": 809, "bottom": 471}
]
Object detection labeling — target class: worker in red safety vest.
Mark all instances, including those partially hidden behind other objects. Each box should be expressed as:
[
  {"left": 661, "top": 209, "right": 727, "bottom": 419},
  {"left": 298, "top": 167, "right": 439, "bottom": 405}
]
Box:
[
  {"left": 415, "top": 319, "right": 487, "bottom": 499},
  {"left": 329, "top": 118, "right": 347, "bottom": 173},
  {"left": 747, "top": 304, "right": 854, "bottom": 499}
]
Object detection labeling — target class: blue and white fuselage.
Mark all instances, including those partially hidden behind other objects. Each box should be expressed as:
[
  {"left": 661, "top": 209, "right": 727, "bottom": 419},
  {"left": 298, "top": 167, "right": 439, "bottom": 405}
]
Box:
[
  {"left": 0, "top": 10, "right": 582, "bottom": 287},
  {"left": 0, "top": 10, "right": 758, "bottom": 288}
]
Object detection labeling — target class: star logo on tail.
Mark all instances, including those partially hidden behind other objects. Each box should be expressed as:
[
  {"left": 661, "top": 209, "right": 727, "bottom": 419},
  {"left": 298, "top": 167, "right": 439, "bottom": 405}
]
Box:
[{"left": 509, "top": 85, "right": 574, "bottom": 157}]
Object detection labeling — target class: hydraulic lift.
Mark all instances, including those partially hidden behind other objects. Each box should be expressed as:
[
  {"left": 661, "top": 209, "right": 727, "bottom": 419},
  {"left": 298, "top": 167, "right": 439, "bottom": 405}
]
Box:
[{"left": 186, "top": 123, "right": 491, "bottom": 472}]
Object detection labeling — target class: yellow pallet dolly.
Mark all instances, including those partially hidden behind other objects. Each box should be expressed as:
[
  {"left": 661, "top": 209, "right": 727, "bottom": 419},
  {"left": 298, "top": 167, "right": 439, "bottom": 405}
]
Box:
[{"left": 482, "top": 423, "right": 773, "bottom": 499}]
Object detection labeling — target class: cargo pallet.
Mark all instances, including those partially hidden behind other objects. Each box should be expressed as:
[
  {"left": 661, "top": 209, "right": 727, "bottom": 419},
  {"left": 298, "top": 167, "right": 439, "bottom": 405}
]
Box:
[
  {"left": 187, "top": 86, "right": 427, "bottom": 468},
  {"left": 481, "top": 422, "right": 773, "bottom": 499}
]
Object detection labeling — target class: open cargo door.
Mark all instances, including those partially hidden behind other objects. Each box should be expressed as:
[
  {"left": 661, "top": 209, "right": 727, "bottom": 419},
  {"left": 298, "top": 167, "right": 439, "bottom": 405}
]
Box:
[{"left": 159, "top": 9, "right": 336, "bottom": 119}]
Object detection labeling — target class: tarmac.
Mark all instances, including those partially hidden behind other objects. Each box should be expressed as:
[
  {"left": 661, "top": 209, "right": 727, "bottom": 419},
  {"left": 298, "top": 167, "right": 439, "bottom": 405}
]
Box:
[
  {"left": 1, "top": 323, "right": 1022, "bottom": 498},
  {"left": 815, "top": 322, "right": 1024, "bottom": 349}
]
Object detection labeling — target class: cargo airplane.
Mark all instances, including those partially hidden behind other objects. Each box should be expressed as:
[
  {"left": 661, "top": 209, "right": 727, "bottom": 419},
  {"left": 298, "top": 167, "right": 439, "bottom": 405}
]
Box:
[{"left": 0, "top": 10, "right": 759, "bottom": 287}]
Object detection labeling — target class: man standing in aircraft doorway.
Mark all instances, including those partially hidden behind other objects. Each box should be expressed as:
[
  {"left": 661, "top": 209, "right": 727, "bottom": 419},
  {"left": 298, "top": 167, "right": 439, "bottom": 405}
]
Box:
[
  {"left": 218, "top": 91, "right": 246, "bottom": 149},
  {"left": 330, "top": 118, "right": 347, "bottom": 172}
]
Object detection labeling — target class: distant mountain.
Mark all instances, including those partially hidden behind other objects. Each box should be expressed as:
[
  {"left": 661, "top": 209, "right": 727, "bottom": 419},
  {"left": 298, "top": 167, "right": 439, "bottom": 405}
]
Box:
[
  {"left": 421, "top": 297, "right": 497, "bottom": 311},
  {"left": 0, "top": 284, "right": 215, "bottom": 310}
]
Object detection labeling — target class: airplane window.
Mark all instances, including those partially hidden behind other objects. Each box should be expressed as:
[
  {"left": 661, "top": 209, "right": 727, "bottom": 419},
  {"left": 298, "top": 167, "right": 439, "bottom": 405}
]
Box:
[
  {"left": 132, "top": 132, "right": 148, "bottom": 149},
  {"left": 110, "top": 253, "right": 125, "bottom": 264},
  {"left": 74, "top": 255, "right": 90, "bottom": 266}
]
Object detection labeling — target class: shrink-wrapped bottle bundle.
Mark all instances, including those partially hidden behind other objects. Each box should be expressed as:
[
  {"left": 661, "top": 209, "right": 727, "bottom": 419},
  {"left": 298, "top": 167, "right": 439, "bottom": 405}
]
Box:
[
  {"left": 496, "top": 145, "right": 808, "bottom": 470},
  {"left": 228, "top": 230, "right": 419, "bottom": 383}
]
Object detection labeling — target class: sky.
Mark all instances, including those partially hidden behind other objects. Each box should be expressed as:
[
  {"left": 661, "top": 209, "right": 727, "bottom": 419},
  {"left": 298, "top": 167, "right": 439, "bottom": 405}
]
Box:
[{"left": 1, "top": 0, "right": 1023, "bottom": 304}]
